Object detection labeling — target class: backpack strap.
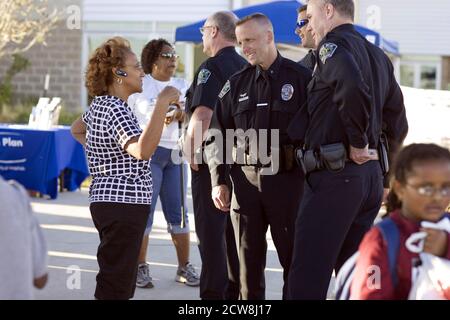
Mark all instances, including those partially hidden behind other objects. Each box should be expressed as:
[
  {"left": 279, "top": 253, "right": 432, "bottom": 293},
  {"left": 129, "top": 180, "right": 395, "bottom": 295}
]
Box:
[
  {"left": 376, "top": 218, "right": 400, "bottom": 287},
  {"left": 335, "top": 251, "right": 360, "bottom": 300}
]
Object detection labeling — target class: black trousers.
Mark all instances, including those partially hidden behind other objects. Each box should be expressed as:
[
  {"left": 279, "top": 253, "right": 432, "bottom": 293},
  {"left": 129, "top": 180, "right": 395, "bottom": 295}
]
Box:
[
  {"left": 90, "top": 202, "right": 149, "bottom": 300},
  {"left": 191, "top": 164, "right": 240, "bottom": 300},
  {"left": 230, "top": 165, "right": 304, "bottom": 300},
  {"left": 287, "top": 161, "right": 383, "bottom": 300}
]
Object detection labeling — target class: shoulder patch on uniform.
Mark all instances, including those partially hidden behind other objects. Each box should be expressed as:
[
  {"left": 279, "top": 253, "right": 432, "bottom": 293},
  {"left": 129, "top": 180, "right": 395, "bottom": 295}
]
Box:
[
  {"left": 197, "top": 68, "right": 211, "bottom": 85},
  {"left": 218, "top": 80, "right": 230, "bottom": 99},
  {"left": 319, "top": 42, "right": 338, "bottom": 64}
]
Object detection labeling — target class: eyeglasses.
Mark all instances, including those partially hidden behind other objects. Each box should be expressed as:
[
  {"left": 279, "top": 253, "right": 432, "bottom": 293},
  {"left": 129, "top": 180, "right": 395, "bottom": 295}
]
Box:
[
  {"left": 296, "top": 19, "right": 309, "bottom": 30},
  {"left": 160, "top": 52, "right": 179, "bottom": 59},
  {"left": 199, "top": 25, "right": 216, "bottom": 35},
  {"left": 406, "top": 184, "right": 450, "bottom": 197}
]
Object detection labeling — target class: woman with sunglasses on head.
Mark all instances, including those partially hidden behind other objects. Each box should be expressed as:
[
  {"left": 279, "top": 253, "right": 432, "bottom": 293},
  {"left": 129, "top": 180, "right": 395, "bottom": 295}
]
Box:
[
  {"left": 71, "top": 37, "right": 180, "bottom": 300},
  {"left": 128, "top": 39, "right": 199, "bottom": 289},
  {"left": 350, "top": 143, "right": 450, "bottom": 299}
]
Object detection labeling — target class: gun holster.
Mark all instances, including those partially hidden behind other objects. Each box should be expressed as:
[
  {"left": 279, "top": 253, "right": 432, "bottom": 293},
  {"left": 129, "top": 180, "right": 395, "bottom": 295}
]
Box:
[
  {"left": 304, "top": 150, "right": 320, "bottom": 172},
  {"left": 295, "top": 148, "right": 321, "bottom": 175},
  {"left": 319, "top": 143, "right": 347, "bottom": 172},
  {"left": 295, "top": 148, "right": 306, "bottom": 173},
  {"left": 296, "top": 143, "right": 348, "bottom": 174},
  {"left": 378, "top": 136, "right": 389, "bottom": 175}
]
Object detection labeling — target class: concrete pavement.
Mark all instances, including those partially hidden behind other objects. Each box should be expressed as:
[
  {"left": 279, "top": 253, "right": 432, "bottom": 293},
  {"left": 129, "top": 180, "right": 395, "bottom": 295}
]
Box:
[{"left": 30, "top": 187, "right": 285, "bottom": 300}]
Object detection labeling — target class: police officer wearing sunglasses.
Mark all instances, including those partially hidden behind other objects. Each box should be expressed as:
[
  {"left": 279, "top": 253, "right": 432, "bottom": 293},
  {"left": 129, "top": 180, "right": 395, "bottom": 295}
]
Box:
[{"left": 295, "top": 5, "right": 316, "bottom": 71}]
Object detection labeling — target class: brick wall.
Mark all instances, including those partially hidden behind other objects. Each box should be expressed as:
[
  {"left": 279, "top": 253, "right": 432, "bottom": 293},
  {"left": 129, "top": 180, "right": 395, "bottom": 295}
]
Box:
[{"left": 0, "top": 14, "right": 82, "bottom": 111}]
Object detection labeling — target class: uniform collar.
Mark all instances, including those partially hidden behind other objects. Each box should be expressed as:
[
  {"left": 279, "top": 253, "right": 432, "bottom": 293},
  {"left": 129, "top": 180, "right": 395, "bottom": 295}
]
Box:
[
  {"left": 318, "top": 23, "right": 356, "bottom": 49},
  {"left": 329, "top": 23, "right": 355, "bottom": 34},
  {"left": 308, "top": 49, "right": 317, "bottom": 59},
  {"left": 215, "top": 46, "right": 236, "bottom": 57},
  {"left": 255, "top": 52, "right": 283, "bottom": 82}
]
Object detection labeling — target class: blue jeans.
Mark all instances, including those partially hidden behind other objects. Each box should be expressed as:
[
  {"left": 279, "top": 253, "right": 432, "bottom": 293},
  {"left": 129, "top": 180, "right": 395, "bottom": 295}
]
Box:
[{"left": 145, "top": 146, "right": 189, "bottom": 235}]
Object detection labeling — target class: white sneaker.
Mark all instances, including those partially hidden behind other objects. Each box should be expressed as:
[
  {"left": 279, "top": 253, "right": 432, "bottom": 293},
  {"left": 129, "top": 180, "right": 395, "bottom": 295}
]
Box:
[
  {"left": 136, "top": 263, "right": 154, "bottom": 288},
  {"left": 175, "top": 262, "right": 200, "bottom": 287}
]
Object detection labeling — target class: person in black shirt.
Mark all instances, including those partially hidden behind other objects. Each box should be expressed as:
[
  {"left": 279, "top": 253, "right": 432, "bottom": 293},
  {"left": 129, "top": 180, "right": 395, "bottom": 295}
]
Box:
[
  {"left": 295, "top": 4, "right": 316, "bottom": 71},
  {"left": 182, "top": 11, "right": 246, "bottom": 300},
  {"left": 287, "top": 0, "right": 408, "bottom": 300},
  {"left": 209, "top": 13, "right": 311, "bottom": 299}
]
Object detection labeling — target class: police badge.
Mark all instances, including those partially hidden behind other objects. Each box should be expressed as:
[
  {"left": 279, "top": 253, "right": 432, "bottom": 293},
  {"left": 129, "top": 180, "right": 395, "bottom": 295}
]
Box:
[
  {"left": 197, "top": 69, "right": 211, "bottom": 85},
  {"left": 218, "top": 80, "right": 230, "bottom": 99},
  {"left": 281, "top": 84, "right": 294, "bottom": 101},
  {"left": 319, "top": 42, "right": 338, "bottom": 64}
]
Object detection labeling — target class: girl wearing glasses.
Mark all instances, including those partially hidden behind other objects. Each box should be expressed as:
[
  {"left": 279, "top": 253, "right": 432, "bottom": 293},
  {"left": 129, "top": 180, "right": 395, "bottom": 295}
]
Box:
[
  {"left": 350, "top": 143, "right": 450, "bottom": 299},
  {"left": 128, "top": 39, "right": 199, "bottom": 289}
]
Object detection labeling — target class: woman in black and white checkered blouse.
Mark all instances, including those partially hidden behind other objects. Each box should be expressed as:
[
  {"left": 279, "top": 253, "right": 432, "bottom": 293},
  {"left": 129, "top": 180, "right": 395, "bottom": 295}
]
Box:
[{"left": 71, "top": 37, "right": 180, "bottom": 300}]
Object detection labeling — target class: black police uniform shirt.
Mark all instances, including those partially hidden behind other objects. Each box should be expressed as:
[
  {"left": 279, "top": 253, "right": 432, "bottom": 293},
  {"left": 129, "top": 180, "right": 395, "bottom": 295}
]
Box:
[
  {"left": 298, "top": 49, "right": 316, "bottom": 72},
  {"left": 185, "top": 46, "right": 246, "bottom": 115},
  {"left": 302, "top": 24, "right": 408, "bottom": 153},
  {"left": 209, "top": 53, "right": 312, "bottom": 187}
]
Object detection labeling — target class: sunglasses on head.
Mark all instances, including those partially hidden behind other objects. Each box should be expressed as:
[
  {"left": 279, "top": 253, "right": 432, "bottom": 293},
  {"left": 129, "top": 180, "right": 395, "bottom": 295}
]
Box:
[
  {"left": 296, "top": 19, "right": 309, "bottom": 29},
  {"left": 160, "top": 52, "right": 179, "bottom": 59}
]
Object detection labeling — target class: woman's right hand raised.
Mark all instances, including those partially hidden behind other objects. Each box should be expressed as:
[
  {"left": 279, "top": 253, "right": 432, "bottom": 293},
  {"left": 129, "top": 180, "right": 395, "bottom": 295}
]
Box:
[{"left": 156, "top": 86, "right": 181, "bottom": 109}]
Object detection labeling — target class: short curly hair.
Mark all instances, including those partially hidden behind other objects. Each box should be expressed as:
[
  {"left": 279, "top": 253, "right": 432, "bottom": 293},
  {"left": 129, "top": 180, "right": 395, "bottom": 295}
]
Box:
[
  {"left": 85, "top": 36, "right": 133, "bottom": 97},
  {"left": 141, "top": 38, "right": 172, "bottom": 74}
]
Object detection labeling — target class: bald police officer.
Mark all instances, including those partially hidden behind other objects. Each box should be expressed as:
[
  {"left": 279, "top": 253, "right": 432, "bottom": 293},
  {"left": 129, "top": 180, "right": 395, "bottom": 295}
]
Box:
[{"left": 182, "top": 11, "right": 246, "bottom": 300}]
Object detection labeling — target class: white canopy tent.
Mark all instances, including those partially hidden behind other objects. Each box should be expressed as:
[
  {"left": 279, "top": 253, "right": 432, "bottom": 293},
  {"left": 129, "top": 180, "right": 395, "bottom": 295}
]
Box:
[{"left": 401, "top": 86, "right": 450, "bottom": 149}]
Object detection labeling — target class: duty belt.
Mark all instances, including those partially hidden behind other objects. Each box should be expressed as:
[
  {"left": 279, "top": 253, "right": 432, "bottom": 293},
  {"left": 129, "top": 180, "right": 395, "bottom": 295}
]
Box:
[
  {"left": 295, "top": 143, "right": 379, "bottom": 174},
  {"left": 231, "top": 144, "right": 297, "bottom": 173}
]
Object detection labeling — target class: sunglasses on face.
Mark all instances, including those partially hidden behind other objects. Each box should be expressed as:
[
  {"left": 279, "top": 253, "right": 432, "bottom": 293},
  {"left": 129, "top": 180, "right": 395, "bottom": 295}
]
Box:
[
  {"left": 296, "top": 19, "right": 309, "bottom": 30},
  {"left": 160, "top": 52, "right": 179, "bottom": 59}
]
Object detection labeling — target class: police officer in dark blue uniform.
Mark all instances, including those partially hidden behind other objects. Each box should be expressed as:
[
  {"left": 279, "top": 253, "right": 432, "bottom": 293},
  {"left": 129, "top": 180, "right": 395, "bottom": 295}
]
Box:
[
  {"left": 295, "top": 4, "right": 316, "bottom": 71},
  {"left": 209, "top": 13, "right": 311, "bottom": 300},
  {"left": 182, "top": 11, "right": 246, "bottom": 300},
  {"left": 287, "top": 0, "right": 408, "bottom": 300}
]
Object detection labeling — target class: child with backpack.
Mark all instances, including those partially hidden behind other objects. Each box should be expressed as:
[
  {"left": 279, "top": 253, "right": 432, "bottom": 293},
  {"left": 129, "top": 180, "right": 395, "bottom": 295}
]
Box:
[{"left": 349, "top": 143, "right": 450, "bottom": 299}]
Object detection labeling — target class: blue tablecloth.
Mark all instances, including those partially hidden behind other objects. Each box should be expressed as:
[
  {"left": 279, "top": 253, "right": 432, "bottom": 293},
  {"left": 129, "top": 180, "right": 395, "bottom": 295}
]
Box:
[{"left": 0, "top": 124, "right": 89, "bottom": 199}]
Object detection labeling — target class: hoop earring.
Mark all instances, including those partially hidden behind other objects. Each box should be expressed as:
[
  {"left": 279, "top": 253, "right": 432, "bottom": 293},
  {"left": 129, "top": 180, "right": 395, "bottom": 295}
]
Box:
[{"left": 116, "top": 77, "right": 123, "bottom": 85}]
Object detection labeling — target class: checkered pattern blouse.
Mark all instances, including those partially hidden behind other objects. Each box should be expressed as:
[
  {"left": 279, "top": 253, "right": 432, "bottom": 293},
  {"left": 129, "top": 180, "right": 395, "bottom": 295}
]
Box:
[{"left": 82, "top": 95, "right": 152, "bottom": 204}]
